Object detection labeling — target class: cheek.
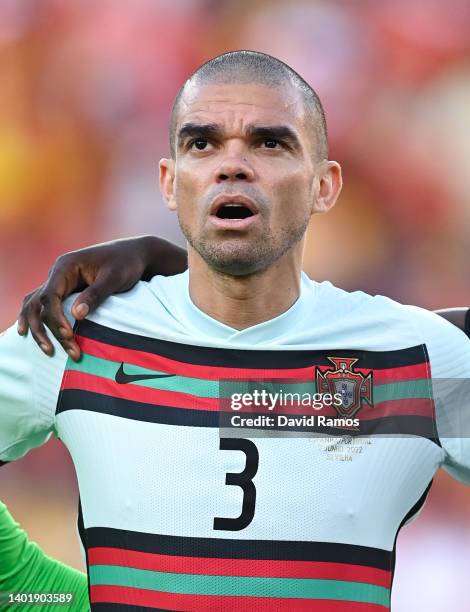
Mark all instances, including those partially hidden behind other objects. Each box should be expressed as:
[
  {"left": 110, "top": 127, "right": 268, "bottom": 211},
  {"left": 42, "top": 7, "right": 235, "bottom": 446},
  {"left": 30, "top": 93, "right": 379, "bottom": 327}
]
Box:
[
  {"left": 173, "top": 165, "right": 218, "bottom": 235},
  {"left": 173, "top": 167, "right": 204, "bottom": 217},
  {"left": 175, "top": 159, "right": 213, "bottom": 192},
  {"left": 269, "top": 173, "right": 313, "bottom": 222}
]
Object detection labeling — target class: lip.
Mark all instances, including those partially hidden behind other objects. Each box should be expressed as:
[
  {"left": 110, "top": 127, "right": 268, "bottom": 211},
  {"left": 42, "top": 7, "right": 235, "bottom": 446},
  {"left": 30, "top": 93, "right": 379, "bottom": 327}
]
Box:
[
  {"left": 209, "top": 215, "right": 259, "bottom": 230},
  {"left": 208, "top": 194, "right": 260, "bottom": 231},
  {"left": 210, "top": 194, "right": 259, "bottom": 217}
]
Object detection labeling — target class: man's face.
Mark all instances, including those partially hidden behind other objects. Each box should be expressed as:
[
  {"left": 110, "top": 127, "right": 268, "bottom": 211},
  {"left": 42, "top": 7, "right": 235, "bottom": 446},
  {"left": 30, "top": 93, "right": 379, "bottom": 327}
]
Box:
[{"left": 160, "top": 80, "right": 321, "bottom": 276}]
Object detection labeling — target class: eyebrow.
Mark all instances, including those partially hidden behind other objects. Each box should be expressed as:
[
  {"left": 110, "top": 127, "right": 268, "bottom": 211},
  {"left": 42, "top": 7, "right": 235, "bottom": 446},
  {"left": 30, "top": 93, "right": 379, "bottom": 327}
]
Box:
[
  {"left": 246, "top": 125, "right": 301, "bottom": 149},
  {"left": 177, "top": 123, "right": 301, "bottom": 150},
  {"left": 177, "top": 123, "right": 220, "bottom": 145}
]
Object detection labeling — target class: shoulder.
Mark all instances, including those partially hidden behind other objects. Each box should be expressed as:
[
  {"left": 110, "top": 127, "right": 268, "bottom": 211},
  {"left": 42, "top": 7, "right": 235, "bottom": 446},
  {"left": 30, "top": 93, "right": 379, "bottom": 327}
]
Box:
[
  {"left": 0, "top": 320, "right": 68, "bottom": 461},
  {"left": 0, "top": 320, "right": 69, "bottom": 389},
  {"left": 305, "top": 276, "right": 412, "bottom": 344},
  {"left": 74, "top": 273, "right": 190, "bottom": 341},
  {"left": 399, "top": 304, "right": 470, "bottom": 378},
  {"left": 305, "top": 275, "right": 470, "bottom": 363},
  {"left": 307, "top": 276, "right": 405, "bottom": 320},
  {"left": 87, "top": 272, "right": 187, "bottom": 316}
]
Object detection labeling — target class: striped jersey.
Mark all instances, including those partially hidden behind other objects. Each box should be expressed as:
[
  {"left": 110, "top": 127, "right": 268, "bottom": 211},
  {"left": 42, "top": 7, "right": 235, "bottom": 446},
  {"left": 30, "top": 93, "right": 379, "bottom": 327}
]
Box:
[{"left": 1, "top": 270, "right": 470, "bottom": 611}]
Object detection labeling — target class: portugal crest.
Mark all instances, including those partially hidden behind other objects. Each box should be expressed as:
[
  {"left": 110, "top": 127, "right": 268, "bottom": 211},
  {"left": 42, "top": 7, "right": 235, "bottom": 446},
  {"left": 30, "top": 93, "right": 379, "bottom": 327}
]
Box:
[{"left": 316, "top": 357, "right": 373, "bottom": 418}]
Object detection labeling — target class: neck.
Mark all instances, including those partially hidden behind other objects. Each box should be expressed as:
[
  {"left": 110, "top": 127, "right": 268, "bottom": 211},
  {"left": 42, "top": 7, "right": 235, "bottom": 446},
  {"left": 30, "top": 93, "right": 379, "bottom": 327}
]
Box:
[{"left": 187, "top": 245, "right": 304, "bottom": 330}]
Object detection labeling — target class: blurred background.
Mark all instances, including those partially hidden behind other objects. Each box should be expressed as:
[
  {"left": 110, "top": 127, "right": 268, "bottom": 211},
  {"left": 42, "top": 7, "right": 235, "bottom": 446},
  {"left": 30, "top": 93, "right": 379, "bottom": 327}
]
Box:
[{"left": 1, "top": 0, "right": 470, "bottom": 609}]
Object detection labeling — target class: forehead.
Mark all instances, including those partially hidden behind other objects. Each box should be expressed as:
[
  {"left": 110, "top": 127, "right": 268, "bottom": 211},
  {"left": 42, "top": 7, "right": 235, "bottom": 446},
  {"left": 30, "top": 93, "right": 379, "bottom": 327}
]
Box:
[{"left": 176, "top": 81, "right": 306, "bottom": 133}]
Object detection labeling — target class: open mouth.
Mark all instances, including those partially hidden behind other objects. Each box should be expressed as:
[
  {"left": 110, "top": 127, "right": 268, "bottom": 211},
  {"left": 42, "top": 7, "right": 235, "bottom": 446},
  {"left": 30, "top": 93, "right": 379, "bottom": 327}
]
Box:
[{"left": 215, "top": 204, "right": 255, "bottom": 220}]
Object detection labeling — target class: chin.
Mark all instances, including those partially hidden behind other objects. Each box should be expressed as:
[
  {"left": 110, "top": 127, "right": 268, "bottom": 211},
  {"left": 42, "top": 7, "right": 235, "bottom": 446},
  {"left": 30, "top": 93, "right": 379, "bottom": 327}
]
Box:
[
  {"left": 201, "top": 243, "right": 269, "bottom": 276},
  {"left": 212, "top": 260, "right": 263, "bottom": 277},
  {"left": 184, "top": 228, "right": 286, "bottom": 277}
]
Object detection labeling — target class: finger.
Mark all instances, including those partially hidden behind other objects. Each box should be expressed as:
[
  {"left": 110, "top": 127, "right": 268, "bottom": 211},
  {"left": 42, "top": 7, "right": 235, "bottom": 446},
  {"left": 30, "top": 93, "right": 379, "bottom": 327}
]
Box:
[
  {"left": 39, "top": 296, "right": 81, "bottom": 361},
  {"left": 71, "top": 269, "right": 118, "bottom": 319},
  {"left": 17, "top": 290, "right": 37, "bottom": 335},
  {"left": 19, "top": 291, "right": 55, "bottom": 355},
  {"left": 39, "top": 290, "right": 75, "bottom": 340},
  {"left": 38, "top": 261, "right": 84, "bottom": 358},
  {"left": 60, "top": 337, "right": 81, "bottom": 362},
  {"left": 17, "top": 312, "right": 29, "bottom": 336},
  {"left": 28, "top": 306, "right": 55, "bottom": 356},
  {"left": 72, "top": 301, "right": 89, "bottom": 320}
]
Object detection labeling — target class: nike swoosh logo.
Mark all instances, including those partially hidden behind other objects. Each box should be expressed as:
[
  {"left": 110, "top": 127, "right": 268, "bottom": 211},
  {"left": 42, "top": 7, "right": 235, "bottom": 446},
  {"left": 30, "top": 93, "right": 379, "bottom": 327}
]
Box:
[{"left": 115, "top": 362, "right": 176, "bottom": 384}]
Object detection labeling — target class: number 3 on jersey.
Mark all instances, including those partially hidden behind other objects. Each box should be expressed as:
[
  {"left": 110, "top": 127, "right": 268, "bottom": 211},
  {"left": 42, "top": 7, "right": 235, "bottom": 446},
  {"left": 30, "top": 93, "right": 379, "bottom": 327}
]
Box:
[{"left": 213, "top": 438, "right": 259, "bottom": 531}]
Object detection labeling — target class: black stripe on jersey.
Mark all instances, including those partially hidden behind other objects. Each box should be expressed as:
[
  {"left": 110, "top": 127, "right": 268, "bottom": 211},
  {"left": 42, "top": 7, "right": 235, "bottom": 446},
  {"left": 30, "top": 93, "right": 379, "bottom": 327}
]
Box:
[
  {"left": 85, "top": 527, "right": 391, "bottom": 570},
  {"left": 465, "top": 308, "right": 470, "bottom": 339},
  {"left": 359, "top": 416, "right": 438, "bottom": 443},
  {"left": 57, "top": 390, "right": 439, "bottom": 444},
  {"left": 57, "top": 390, "right": 219, "bottom": 426},
  {"left": 77, "top": 319, "right": 428, "bottom": 370},
  {"left": 78, "top": 498, "right": 92, "bottom": 606},
  {"left": 390, "top": 479, "right": 433, "bottom": 583}
]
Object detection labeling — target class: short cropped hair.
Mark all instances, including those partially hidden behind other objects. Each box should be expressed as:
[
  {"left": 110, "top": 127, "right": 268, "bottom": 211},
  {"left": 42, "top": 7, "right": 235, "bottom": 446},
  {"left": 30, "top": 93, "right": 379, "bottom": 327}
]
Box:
[{"left": 169, "top": 50, "right": 328, "bottom": 161}]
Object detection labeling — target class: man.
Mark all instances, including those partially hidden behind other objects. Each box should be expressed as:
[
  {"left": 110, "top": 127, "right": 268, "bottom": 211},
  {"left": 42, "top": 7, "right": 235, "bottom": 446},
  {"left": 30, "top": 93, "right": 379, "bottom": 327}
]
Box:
[
  {"left": 2, "top": 50, "right": 470, "bottom": 611},
  {"left": 4, "top": 249, "right": 470, "bottom": 612}
]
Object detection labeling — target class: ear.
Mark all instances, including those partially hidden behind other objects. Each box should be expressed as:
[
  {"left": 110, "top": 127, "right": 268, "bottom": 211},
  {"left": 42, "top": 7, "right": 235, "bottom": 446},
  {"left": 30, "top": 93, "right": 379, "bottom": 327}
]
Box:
[
  {"left": 159, "top": 158, "right": 177, "bottom": 211},
  {"left": 311, "top": 160, "right": 342, "bottom": 214}
]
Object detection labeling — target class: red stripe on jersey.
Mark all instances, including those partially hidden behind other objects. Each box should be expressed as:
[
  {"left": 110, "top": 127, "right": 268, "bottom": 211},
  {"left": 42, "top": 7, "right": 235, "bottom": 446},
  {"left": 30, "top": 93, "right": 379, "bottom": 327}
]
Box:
[
  {"left": 60, "top": 370, "right": 433, "bottom": 421},
  {"left": 76, "top": 336, "right": 317, "bottom": 380},
  {"left": 327, "top": 398, "right": 434, "bottom": 421},
  {"left": 88, "top": 547, "right": 392, "bottom": 588},
  {"left": 77, "top": 335, "right": 428, "bottom": 382},
  {"left": 61, "top": 371, "right": 218, "bottom": 411}
]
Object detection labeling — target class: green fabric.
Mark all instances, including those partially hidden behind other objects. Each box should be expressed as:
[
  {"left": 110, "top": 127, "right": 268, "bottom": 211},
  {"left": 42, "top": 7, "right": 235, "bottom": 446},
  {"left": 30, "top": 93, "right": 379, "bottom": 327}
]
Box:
[
  {"left": 0, "top": 501, "right": 89, "bottom": 611},
  {"left": 90, "top": 564, "right": 390, "bottom": 607}
]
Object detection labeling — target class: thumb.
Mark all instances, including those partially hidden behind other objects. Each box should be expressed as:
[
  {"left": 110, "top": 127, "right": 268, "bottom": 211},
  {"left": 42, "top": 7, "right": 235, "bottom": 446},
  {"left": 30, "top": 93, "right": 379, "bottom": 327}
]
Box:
[{"left": 71, "top": 270, "right": 117, "bottom": 320}]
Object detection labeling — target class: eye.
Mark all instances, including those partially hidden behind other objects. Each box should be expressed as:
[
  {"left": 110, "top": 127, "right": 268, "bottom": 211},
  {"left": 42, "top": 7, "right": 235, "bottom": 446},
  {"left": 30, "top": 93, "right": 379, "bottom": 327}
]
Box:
[
  {"left": 190, "top": 139, "right": 210, "bottom": 151},
  {"left": 262, "top": 139, "right": 281, "bottom": 149}
]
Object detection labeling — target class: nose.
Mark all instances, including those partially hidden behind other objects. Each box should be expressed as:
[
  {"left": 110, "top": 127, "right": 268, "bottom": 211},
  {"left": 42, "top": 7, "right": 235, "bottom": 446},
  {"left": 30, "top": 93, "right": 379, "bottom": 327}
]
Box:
[{"left": 215, "top": 154, "right": 255, "bottom": 183}]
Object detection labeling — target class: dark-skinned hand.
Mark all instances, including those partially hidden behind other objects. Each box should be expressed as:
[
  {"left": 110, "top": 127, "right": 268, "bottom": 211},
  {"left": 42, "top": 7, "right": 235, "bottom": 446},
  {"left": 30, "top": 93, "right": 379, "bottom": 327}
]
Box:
[{"left": 17, "top": 236, "right": 187, "bottom": 361}]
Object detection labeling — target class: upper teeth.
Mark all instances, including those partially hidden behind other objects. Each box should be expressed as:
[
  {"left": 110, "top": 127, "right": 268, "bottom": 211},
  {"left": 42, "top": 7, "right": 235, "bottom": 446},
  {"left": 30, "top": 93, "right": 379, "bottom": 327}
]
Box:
[{"left": 224, "top": 203, "right": 244, "bottom": 206}]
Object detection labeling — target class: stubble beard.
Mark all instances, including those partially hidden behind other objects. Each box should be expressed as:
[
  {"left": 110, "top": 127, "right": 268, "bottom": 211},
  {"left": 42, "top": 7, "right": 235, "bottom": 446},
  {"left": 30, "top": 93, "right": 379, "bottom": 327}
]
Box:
[{"left": 179, "top": 214, "right": 309, "bottom": 277}]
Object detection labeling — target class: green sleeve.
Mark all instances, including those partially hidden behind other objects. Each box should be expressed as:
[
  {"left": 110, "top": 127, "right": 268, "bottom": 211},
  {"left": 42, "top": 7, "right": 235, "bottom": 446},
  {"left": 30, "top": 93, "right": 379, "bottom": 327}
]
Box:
[{"left": 0, "top": 501, "right": 89, "bottom": 611}]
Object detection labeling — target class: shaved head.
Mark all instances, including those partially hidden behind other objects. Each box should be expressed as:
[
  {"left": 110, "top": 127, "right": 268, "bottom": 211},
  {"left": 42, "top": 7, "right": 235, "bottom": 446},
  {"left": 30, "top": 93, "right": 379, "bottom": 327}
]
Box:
[{"left": 169, "top": 50, "right": 328, "bottom": 161}]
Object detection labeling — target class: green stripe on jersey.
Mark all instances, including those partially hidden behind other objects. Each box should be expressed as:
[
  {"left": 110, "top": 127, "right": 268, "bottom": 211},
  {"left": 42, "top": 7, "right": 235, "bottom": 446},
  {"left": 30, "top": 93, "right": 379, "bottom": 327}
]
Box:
[
  {"left": 67, "top": 354, "right": 218, "bottom": 395},
  {"left": 66, "top": 354, "right": 317, "bottom": 396},
  {"left": 89, "top": 565, "right": 390, "bottom": 607},
  {"left": 68, "top": 353, "right": 430, "bottom": 403},
  {"left": 373, "top": 379, "right": 431, "bottom": 402}
]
